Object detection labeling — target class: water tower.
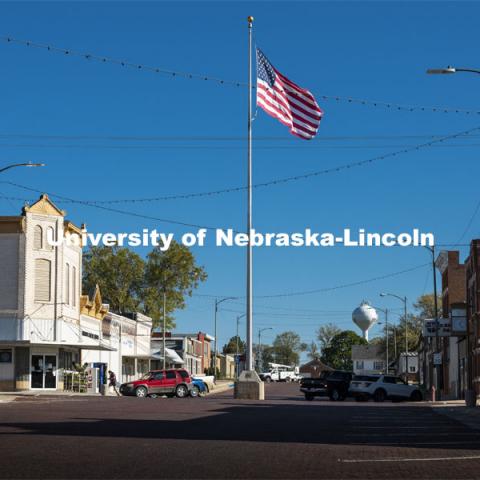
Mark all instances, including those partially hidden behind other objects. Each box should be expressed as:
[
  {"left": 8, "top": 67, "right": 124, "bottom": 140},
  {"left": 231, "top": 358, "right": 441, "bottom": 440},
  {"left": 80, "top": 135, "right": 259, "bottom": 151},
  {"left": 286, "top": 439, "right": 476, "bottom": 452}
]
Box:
[{"left": 352, "top": 301, "right": 378, "bottom": 341}]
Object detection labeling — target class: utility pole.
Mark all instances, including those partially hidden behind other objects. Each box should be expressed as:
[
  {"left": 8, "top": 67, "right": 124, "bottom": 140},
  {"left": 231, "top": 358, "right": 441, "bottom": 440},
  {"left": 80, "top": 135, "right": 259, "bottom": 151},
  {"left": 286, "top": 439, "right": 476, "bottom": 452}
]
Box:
[{"left": 162, "top": 288, "right": 167, "bottom": 370}]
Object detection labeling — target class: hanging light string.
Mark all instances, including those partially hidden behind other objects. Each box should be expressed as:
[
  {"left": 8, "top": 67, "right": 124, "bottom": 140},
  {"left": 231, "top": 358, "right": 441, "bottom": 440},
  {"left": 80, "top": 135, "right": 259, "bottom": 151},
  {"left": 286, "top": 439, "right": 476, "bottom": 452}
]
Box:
[
  {"left": 2, "top": 123, "right": 477, "bottom": 205},
  {"left": 2, "top": 35, "right": 480, "bottom": 116}
]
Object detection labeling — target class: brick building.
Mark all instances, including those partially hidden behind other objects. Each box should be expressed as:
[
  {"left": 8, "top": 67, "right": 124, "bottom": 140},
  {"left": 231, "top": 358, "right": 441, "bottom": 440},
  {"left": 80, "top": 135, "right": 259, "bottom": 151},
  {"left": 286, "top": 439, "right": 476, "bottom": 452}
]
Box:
[{"left": 466, "top": 240, "right": 480, "bottom": 396}]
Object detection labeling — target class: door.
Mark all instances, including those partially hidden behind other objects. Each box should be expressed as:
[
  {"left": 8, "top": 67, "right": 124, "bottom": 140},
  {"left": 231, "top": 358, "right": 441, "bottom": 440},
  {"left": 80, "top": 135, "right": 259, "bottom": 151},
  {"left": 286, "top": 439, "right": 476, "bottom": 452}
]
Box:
[
  {"left": 164, "top": 370, "right": 177, "bottom": 394},
  {"left": 31, "top": 354, "right": 57, "bottom": 389},
  {"left": 148, "top": 372, "right": 165, "bottom": 394}
]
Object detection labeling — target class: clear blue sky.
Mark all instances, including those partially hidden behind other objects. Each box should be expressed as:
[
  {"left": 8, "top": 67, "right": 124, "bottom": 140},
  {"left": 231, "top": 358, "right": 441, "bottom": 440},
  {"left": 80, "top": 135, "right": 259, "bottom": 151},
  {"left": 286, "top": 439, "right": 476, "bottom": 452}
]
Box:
[{"left": 1, "top": 1, "right": 479, "bottom": 358}]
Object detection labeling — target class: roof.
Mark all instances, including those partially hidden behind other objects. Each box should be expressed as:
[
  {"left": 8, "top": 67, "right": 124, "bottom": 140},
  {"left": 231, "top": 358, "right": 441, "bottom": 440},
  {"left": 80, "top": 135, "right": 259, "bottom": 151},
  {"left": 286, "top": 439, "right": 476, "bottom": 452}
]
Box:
[
  {"left": 351, "top": 344, "right": 383, "bottom": 360},
  {"left": 300, "top": 358, "right": 333, "bottom": 370}
]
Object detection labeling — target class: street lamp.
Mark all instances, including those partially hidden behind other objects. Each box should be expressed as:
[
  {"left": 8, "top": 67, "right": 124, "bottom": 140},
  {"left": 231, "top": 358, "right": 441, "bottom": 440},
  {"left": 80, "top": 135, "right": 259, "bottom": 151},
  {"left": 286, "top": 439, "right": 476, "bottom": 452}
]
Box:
[
  {"left": 257, "top": 327, "right": 273, "bottom": 372},
  {"left": 0, "top": 162, "right": 45, "bottom": 174},
  {"left": 213, "top": 297, "right": 237, "bottom": 376},
  {"left": 427, "top": 66, "right": 480, "bottom": 75},
  {"left": 380, "top": 293, "right": 409, "bottom": 380}
]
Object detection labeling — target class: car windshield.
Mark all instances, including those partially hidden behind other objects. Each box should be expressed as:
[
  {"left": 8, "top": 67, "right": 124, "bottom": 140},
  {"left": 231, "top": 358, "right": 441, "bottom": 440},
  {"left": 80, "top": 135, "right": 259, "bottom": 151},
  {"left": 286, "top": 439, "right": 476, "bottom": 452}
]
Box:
[{"left": 140, "top": 373, "right": 153, "bottom": 380}]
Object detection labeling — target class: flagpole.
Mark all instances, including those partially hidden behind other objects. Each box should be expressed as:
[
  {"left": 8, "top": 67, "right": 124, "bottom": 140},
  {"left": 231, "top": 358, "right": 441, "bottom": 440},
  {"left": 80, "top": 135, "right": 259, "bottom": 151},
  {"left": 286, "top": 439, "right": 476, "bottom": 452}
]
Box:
[{"left": 246, "top": 15, "right": 254, "bottom": 372}]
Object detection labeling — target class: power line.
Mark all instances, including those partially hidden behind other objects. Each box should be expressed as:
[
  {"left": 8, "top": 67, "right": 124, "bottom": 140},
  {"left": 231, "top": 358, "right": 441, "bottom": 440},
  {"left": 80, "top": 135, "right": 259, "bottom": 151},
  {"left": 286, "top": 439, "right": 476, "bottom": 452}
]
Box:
[
  {"left": 4, "top": 124, "right": 479, "bottom": 206},
  {"left": 3, "top": 34, "right": 480, "bottom": 116},
  {"left": 192, "top": 262, "right": 429, "bottom": 299}
]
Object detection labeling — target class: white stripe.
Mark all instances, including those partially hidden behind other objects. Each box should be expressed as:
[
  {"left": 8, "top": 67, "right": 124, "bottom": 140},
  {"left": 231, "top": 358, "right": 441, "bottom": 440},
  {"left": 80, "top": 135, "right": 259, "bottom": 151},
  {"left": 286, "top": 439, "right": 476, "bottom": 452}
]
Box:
[
  {"left": 257, "top": 98, "right": 293, "bottom": 128},
  {"left": 257, "top": 85, "right": 293, "bottom": 120},
  {"left": 259, "top": 82, "right": 318, "bottom": 132},
  {"left": 339, "top": 455, "right": 480, "bottom": 463}
]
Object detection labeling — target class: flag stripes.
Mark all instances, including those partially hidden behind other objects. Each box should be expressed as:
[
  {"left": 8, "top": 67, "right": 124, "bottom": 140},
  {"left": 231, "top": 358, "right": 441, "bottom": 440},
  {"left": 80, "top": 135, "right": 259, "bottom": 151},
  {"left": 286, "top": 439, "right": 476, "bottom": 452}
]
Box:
[{"left": 256, "top": 48, "right": 323, "bottom": 139}]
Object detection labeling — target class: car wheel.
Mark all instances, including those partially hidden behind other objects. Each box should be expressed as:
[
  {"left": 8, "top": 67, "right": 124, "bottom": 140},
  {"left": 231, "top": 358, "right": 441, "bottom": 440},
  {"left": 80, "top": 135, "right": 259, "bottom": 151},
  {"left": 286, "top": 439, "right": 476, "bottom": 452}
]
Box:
[
  {"left": 285, "top": 377, "right": 292, "bottom": 383},
  {"left": 373, "top": 389, "right": 386, "bottom": 402},
  {"left": 329, "top": 388, "right": 341, "bottom": 401},
  {"left": 410, "top": 390, "right": 423, "bottom": 402},
  {"left": 135, "top": 386, "right": 148, "bottom": 398},
  {"left": 305, "top": 394, "right": 314, "bottom": 401},
  {"left": 190, "top": 385, "right": 200, "bottom": 398},
  {"left": 176, "top": 384, "right": 189, "bottom": 398},
  {"left": 265, "top": 377, "right": 272, "bottom": 383}
]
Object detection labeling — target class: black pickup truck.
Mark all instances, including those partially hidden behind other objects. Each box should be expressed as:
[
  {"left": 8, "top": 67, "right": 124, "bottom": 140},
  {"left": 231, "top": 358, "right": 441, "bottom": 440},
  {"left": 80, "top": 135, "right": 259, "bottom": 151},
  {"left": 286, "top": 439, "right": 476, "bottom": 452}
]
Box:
[{"left": 300, "top": 370, "right": 353, "bottom": 401}]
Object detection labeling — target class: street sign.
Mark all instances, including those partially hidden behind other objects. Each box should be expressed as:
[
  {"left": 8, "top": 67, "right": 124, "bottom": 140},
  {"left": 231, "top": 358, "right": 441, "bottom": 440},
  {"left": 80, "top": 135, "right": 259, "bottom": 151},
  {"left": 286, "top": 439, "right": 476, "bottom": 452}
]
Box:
[
  {"left": 433, "top": 352, "right": 442, "bottom": 365},
  {"left": 423, "top": 318, "right": 451, "bottom": 337},
  {"left": 451, "top": 307, "right": 467, "bottom": 335}
]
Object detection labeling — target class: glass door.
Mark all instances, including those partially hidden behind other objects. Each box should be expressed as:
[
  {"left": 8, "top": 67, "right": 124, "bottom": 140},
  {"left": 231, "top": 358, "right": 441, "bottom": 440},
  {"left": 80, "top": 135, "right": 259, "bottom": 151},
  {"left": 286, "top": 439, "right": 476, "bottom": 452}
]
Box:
[{"left": 31, "top": 354, "right": 57, "bottom": 389}]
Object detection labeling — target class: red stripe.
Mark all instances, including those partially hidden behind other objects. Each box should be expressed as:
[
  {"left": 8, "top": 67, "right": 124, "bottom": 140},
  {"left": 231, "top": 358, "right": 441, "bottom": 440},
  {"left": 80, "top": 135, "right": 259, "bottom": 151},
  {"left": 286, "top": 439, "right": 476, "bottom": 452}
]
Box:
[
  {"left": 257, "top": 93, "right": 293, "bottom": 126},
  {"left": 275, "top": 77, "right": 321, "bottom": 113},
  {"left": 273, "top": 81, "right": 321, "bottom": 116},
  {"left": 259, "top": 84, "right": 319, "bottom": 131}
]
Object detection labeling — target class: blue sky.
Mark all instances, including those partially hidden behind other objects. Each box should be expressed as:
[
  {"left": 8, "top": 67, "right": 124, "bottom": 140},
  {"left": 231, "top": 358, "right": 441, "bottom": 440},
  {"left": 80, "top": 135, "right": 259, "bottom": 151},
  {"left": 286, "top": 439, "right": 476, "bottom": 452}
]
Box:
[{"left": 1, "top": 1, "right": 479, "bottom": 357}]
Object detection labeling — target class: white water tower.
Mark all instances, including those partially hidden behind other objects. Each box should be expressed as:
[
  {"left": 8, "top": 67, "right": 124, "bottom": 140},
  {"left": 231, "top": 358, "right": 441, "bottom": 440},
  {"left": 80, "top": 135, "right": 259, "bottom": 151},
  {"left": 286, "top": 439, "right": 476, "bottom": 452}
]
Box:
[{"left": 352, "top": 301, "right": 378, "bottom": 341}]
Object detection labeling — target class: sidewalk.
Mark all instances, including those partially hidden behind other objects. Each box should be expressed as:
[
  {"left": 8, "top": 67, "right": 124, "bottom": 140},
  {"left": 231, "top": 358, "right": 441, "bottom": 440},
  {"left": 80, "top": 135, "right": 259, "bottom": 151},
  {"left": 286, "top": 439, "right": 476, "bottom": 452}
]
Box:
[
  {"left": 207, "top": 380, "right": 234, "bottom": 396},
  {"left": 433, "top": 404, "right": 480, "bottom": 431}
]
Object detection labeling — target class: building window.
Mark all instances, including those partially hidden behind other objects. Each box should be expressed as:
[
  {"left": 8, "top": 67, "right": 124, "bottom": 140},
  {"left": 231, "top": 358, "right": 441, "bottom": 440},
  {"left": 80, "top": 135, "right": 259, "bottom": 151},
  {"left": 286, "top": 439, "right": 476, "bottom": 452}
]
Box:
[
  {"left": 409, "top": 366, "right": 416, "bottom": 373},
  {"left": 65, "top": 263, "right": 70, "bottom": 305},
  {"left": 72, "top": 266, "right": 77, "bottom": 307},
  {"left": 373, "top": 361, "right": 384, "bottom": 371},
  {"left": 34, "top": 225, "right": 43, "bottom": 250},
  {"left": 0, "top": 349, "right": 12, "bottom": 363},
  {"left": 356, "top": 360, "right": 364, "bottom": 369},
  {"left": 46, "top": 227, "right": 55, "bottom": 250},
  {"left": 34, "top": 259, "right": 51, "bottom": 302}
]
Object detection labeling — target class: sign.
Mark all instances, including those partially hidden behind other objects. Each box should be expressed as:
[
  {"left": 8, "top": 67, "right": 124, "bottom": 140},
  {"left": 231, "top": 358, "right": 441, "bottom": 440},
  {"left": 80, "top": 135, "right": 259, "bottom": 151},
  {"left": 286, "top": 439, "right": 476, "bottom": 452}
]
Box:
[
  {"left": 433, "top": 352, "right": 442, "bottom": 365},
  {"left": 423, "top": 318, "right": 451, "bottom": 337},
  {"left": 451, "top": 307, "right": 467, "bottom": 335}
]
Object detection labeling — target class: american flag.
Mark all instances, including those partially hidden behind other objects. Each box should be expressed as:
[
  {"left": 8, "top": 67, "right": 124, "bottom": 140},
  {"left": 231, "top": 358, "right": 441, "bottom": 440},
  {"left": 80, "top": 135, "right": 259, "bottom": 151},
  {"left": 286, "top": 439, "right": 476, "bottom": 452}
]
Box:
[{"left": 256, "top": 48, "right": 323, "bottom": 140}]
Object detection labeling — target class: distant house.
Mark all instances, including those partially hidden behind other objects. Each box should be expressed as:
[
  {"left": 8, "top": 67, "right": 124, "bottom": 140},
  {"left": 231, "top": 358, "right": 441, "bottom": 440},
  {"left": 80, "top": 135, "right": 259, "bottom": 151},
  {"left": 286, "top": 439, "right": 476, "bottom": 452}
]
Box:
[
  {"left": 395, "top": 352, "right": 419, "bottom": 383},
  {"left": 299, "top": 359, "right": 333, "bottom": 378},
  {"left": 351, "top": 345, "right": 385, "bottom": 375}
]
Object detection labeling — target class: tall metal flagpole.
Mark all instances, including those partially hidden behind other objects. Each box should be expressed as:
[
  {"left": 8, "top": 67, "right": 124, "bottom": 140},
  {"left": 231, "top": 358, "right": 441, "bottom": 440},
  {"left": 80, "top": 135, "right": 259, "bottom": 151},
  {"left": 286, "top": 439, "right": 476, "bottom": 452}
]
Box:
[{"left": 246, "top": 16, "right": 254, "bottom": 371}]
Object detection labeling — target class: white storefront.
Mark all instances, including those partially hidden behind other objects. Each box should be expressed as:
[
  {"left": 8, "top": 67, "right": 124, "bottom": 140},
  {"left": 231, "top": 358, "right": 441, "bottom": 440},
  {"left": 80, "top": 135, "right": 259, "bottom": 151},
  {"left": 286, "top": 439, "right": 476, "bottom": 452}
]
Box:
[{"left": 0, "top": 195, "right": 113, "bottom": 391}]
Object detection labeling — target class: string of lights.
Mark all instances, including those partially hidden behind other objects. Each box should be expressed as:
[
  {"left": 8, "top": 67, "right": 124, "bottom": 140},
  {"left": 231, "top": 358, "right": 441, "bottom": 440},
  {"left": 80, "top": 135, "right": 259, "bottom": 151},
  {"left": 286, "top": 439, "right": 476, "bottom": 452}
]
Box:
[
  {"left": 3, "top": 123, "right": 477, "bottom": 205},
  {"left": 3, "top": 34, "right": 480, "bottom": 116}
]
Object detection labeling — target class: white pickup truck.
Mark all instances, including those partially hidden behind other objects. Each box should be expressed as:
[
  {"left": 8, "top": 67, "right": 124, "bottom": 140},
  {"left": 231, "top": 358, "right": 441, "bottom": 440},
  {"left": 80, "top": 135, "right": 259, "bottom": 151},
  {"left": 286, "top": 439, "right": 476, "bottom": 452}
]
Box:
[{"left": 259, "top": 364, "right": 301, "bottom": 383}]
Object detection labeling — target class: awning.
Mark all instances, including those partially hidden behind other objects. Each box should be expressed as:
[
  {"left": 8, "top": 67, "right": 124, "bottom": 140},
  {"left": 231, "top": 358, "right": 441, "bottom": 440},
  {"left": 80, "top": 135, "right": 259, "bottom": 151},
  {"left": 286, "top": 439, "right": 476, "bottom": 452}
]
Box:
[
  {"left": 151, "top": 348, "right": 184, "bottom": 364},
  {"left": 0, "top": 340, "right": 116, "bottom": 352}
]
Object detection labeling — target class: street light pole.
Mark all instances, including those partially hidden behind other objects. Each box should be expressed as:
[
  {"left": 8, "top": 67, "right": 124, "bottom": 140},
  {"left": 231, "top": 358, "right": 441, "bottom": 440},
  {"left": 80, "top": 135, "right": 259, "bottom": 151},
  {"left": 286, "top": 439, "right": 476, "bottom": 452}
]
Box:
[
  {"left": 213, "top": 297, "right": 236, "bottom": 376},
  {"left": 0, "top": 162, "right": 45, "bottom": 174},
  {"left": 381, "top": 293, "right": 408, "bottom": 380},
  {"left": 257, "top": 327, "right": 273, "bottom": 372}
]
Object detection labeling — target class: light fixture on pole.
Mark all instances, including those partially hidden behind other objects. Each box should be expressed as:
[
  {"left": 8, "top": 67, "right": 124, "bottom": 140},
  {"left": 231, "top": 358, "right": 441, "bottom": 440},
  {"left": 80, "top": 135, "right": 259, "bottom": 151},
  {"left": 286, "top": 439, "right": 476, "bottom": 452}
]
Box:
[
  {"left": 0, "top": 162, "right": 45, "bottom": 174},
  {"left": 427, "top": 66, "right": 480, "bottom": 75}
]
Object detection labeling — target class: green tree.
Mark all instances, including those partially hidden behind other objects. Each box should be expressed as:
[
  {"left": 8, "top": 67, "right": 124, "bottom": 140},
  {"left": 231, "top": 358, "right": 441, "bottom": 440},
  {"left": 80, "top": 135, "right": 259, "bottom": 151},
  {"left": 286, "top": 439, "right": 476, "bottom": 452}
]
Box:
[
  {"left": 272, "top": 331, "right": 307, "bottom": 365},
  {"left": 223, "top": 336, "right": 246, "bottom": 355},
  {"left": 82, "top": 246, "right": 144, "bottom": 313},
  {"left": 321, "top": 330, "right": 367, "bottom": 370},
  {"left": 317, "top": 323, "right": 342, "bottom": 353},
  {"left": 144, "top": 241, "right": 207, "bottom": 329}
]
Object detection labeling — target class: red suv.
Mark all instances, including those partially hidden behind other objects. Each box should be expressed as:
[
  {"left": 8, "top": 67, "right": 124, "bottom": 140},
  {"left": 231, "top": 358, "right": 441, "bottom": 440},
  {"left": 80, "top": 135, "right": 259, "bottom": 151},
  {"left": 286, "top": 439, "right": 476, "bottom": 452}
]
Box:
[{"left": 120, "top": 369, "right": 192, "bottom": 398}]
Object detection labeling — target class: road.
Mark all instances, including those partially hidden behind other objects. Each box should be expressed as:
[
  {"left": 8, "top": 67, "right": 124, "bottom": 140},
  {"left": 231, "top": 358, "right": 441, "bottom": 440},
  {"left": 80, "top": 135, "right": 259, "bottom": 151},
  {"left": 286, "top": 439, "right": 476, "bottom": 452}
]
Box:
[{"left": 1, "top": 383, "right": 480, "bottom": 479}]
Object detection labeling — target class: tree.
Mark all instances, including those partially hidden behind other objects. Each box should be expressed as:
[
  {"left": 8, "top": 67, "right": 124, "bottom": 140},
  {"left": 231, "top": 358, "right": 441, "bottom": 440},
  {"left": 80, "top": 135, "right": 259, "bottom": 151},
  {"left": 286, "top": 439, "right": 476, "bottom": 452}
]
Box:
[
  {"left": 317, "top": 323, "right": 342, "bottom": 353},
  {"left": 306, "top": 341, "right": 320, "bottom": 360},
  {"left": 223, "top": 336, "right": 246, "bottom": 355},
  {"left": 83, "top": 246, "right": 144, "bottom": 313},
  {"left": 144, "top": 241, "right": 207, "bottom": 329},
  {"left": 272, "top": 331, "right": 307, "bottom": 365},
  {"left": 321, "top": 330, "right": 367, "bottom": 370}
]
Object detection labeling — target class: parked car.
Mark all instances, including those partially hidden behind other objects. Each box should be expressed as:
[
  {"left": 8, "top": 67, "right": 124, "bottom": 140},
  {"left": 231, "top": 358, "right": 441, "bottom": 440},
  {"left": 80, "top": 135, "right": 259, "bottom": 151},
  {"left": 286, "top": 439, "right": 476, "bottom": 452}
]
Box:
[
  {"left": 190, "top": 378, "right": 208, "bottom": 397},
  {"left": 120, "top": 369, "right": 192, "bottom": 398},
  {"left": 300, "top": 370, "right": 353, "bottom": 401},
  {"left": 349, "top": 374, "right": 423, "bottom": 402}
]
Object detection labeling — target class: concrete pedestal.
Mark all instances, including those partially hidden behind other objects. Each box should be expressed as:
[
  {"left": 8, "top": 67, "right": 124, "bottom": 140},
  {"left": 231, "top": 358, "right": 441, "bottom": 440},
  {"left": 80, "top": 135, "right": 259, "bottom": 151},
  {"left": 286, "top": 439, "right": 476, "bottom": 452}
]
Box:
[
  {"left": 234, "top": 370, "right": 265, "bottom": 400},
  {"left": 465, "top": 389, "right": 477, "bottom": 408}
]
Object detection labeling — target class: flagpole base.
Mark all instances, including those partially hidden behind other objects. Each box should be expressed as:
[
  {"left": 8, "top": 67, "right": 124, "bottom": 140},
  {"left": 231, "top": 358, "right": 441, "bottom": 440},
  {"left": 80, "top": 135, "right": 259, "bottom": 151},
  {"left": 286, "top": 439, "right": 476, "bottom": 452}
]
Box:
[{"left": 234, "top": 370, "right": 265, "bottom": 400}]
